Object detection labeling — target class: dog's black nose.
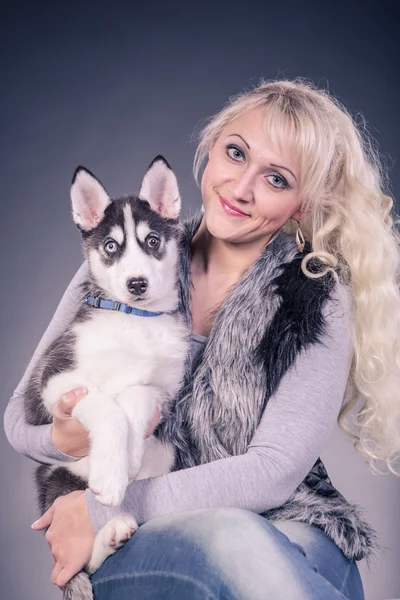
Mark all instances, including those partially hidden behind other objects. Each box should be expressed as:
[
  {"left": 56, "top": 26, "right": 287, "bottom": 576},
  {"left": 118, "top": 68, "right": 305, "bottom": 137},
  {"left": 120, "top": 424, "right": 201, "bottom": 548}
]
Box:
[{"left": 127, "top": 277, "right": 148, "bottom": 296}]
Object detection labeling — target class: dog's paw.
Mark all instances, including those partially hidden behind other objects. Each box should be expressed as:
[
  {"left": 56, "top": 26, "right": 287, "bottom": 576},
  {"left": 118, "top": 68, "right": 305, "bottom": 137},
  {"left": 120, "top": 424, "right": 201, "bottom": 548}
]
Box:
[
  {"left": 106, "top": 513, "right": 138, "bottom": 549},
  {"left": 95, "top": 489, "right": 126, "bottom": 507},
  {"left": 87, "top": 513, "right": 138, "bottom": 574},
  {"left": 89, "top": 470, "right": 128, "bottom": 508}
]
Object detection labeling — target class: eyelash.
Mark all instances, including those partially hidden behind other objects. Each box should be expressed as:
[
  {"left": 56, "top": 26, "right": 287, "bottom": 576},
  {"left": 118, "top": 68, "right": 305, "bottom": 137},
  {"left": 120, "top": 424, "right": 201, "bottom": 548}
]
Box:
[{"left": 225, "top": 144, "right": 289, "bottom": 190}]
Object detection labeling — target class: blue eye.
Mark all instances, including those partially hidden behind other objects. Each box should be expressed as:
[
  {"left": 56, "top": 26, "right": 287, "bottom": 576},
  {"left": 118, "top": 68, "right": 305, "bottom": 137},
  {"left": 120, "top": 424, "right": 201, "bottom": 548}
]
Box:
[
  {"left": 146, "top": 234, "right": 160, "bottom": 249},
  {"left": 226, "top": 144, "right": 245, "bottom": 161},
  {"left": 105, "top": 240, "right": 118, "bottom": 253},
  {"left": 267, "top": 172, "right": 288, "bottom": 189}
]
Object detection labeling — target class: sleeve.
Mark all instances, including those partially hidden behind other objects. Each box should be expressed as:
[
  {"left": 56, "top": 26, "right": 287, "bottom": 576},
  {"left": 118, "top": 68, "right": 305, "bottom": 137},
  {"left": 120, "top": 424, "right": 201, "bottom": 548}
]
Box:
[
  {"left": 3, "top": 262, "right": 89, "bottom": 464},
  {"left": 85, "top": 286, "right": 354, "bottom": 533}
]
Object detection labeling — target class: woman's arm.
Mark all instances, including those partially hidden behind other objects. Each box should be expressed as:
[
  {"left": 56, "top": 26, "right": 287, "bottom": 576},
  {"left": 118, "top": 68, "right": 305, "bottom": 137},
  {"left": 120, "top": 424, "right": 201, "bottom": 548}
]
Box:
[
  {"left": 3, "top": 262, "right": 89, "bottom": 463},
  {"left": 85, "top": 287, "right": 354, "bottom": 533}
]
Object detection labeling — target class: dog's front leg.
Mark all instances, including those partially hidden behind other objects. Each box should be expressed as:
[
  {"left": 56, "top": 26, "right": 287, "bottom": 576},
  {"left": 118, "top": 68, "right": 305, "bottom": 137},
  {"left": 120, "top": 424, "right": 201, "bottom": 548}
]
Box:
[
  {"left": 72, "top": 391, "right": 129, "bottom": 507},
  {"left": 116, "top": 385, "right": 163, "bottom": 480}
]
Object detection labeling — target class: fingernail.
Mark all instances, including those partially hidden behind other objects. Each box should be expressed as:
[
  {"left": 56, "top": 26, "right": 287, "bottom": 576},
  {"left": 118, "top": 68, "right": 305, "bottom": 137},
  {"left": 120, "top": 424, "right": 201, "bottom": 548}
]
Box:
[
  {"left": 31, "top": 520, "right": 39, "bottom": 529},
  {"left": 74, "top": 386, "right": 88, "bottom": 397}
]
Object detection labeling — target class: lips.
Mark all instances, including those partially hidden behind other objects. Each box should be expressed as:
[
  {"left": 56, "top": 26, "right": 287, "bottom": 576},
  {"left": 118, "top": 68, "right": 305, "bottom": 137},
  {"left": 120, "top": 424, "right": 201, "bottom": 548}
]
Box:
[{"left": 218, "top": 195, "right": 249, "bottom": 217}]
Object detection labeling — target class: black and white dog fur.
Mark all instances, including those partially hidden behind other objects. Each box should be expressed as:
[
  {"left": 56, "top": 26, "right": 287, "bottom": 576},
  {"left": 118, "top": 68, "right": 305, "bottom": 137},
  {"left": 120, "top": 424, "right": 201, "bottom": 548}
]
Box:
[{"left": 24, "top": 157, "right": 189, "bottom": 598}]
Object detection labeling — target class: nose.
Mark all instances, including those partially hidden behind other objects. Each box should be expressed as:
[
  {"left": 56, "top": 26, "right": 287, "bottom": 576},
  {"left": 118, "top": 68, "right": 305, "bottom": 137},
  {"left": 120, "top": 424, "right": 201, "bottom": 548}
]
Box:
[
  {"left": 229, "top": 171, "right": 255, "bottom": 203},
  {"left": 126, "top": 277, "right": 148, "bottom": 296}
]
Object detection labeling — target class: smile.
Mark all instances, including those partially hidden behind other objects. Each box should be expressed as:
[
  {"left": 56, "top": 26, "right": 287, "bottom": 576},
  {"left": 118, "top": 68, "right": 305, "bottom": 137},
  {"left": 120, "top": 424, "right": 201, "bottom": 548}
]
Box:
[{"left": 219, "top": 195, "right": 249, "bottom": 217}]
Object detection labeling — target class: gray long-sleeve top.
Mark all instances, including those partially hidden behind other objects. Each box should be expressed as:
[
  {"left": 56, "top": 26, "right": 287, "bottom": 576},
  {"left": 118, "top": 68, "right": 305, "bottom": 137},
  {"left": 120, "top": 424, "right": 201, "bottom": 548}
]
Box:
[{"left": 4, "top": 262, "right": 353, "bottom": 533}]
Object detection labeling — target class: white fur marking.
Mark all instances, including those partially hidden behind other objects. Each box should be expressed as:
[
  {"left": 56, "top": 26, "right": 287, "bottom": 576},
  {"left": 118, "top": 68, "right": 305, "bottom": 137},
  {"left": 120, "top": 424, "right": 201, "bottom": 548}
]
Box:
[
  {"left": 136, "top": 221, "right": 151, "bottom": 244},
  {"left": 109, "top": 225, "right": 124, "bottom": 246},
  {"left": 121, "top": 204, "right": 148, "bottom": 280}
]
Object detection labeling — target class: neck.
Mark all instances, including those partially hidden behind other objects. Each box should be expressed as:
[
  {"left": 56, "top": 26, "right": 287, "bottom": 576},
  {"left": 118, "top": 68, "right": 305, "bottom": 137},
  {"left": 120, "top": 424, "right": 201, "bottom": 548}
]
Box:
[{"left": 190, "top": 216, "right": 276, "bottom": 279}]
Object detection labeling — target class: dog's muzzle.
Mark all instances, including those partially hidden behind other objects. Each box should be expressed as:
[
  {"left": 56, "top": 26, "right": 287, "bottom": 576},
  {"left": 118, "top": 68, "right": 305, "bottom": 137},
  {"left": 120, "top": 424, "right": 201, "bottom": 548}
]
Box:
[{"left": 126, "top": 277, "right": 148, "bottom": 296}]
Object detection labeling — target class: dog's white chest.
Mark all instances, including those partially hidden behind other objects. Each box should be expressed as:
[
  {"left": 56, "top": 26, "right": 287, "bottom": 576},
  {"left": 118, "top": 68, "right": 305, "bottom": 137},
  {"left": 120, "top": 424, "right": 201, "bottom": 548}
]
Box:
[
  {"left": 43, "top": 310, "right": 188, "bottom": 408},
  {"left": 80, "top": 310, "right": 186, "bottom": 378}
]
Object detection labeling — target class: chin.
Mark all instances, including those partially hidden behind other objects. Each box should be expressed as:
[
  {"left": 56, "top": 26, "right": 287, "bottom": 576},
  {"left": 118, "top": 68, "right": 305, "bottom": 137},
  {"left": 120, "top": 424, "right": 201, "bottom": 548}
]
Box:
[{"left": 203, "top": 205, "right": 245, "bottom": 241}]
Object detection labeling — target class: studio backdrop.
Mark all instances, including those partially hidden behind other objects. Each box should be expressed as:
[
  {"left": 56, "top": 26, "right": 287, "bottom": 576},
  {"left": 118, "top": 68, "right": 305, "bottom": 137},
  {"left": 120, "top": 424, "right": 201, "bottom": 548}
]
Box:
[{"left": 1, "top": 2, "right": 399, "bottom": 599}]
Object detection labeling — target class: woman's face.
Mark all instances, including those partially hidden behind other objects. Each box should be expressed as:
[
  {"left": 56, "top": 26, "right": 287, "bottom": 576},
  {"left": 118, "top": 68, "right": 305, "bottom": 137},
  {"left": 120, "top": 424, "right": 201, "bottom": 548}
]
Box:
[{"left": 200, "top": 106, "right": 304, "bottom": 245}]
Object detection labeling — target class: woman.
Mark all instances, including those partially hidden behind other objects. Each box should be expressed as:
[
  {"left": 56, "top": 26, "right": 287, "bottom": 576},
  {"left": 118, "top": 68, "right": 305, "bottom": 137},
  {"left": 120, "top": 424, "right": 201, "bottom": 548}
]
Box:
[{"left": 5, "top": 79, "right": 400, "bottom": 599}]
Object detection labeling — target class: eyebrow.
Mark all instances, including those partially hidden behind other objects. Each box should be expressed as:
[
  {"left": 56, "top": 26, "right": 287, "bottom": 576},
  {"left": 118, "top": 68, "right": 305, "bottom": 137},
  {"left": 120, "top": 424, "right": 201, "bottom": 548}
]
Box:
[
  {"left": 227, "top": 134, "right": 297, "bottom": 182},
  {"left": 228, "top": 133, "right": 250, "bottom": 149},
  {"left": 270, "top": 163, "right": 297, "bottom": 183}
]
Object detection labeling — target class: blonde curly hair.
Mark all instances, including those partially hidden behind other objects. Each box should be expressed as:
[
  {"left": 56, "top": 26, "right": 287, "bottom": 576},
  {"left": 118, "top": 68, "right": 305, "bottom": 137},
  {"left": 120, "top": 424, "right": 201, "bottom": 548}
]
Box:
[{"left": 193, "top": 78, "right": 400, "bottom": 475}]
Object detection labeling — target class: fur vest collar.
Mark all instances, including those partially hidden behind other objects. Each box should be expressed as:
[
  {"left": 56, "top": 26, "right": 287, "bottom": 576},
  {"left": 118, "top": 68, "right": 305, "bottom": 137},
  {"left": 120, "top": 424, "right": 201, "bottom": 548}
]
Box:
[{"left": 157, "top": 210, "right": 377, "bottom": 563}]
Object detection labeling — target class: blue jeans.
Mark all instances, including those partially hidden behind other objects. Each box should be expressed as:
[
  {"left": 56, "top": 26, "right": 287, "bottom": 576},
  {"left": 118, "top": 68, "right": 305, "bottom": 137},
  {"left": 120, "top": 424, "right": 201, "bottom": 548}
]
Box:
[{"left": 90, "top": 508, "right": 365, "bottom": 599}]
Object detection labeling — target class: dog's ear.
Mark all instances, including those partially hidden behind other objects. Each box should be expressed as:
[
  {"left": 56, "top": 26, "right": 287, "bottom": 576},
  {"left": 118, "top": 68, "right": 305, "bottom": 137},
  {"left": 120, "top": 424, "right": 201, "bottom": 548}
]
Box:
[
  {"left": 71, "top": 167, "right": 111, "bottom": 231},
  {"left": 139, "top": 156, "right": 181, "bottom": 220}
]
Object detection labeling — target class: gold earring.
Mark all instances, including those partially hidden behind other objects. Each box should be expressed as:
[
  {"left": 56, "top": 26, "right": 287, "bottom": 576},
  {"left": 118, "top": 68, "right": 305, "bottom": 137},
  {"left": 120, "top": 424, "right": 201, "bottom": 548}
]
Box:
[{"left": 295, "top": 220, "right": 305, "bottom": 253}]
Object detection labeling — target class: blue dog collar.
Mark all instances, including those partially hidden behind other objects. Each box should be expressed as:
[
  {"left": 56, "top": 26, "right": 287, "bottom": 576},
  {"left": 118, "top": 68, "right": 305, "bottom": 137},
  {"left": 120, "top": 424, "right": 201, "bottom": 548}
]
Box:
[{"left": 85, "top": 294, "right": 164, "bottom": 317}]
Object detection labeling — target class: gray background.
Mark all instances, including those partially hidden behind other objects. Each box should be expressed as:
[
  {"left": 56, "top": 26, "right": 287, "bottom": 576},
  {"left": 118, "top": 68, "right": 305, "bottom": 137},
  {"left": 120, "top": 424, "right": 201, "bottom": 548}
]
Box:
[{"left": 1, "top": 1, "right": 399, "bottom": 598}]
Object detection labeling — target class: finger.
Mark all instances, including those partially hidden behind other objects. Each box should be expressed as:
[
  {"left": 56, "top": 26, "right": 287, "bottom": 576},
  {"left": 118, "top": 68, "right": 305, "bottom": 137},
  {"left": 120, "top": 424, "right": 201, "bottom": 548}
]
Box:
[
  {"left": 56, "top": 566, "right": 78, "bottom": 587},
  {"left": 58, "top": 387, "right": 88, "bottom": 416},
  {"left": 31, "top": 504, "right": 55, "bottom": 530},
  {"left": 51, "top": 561, "right": 63, "bottom": 585},
  {"left": 145, "top": 407, "right": 161, "bottom": 438}
]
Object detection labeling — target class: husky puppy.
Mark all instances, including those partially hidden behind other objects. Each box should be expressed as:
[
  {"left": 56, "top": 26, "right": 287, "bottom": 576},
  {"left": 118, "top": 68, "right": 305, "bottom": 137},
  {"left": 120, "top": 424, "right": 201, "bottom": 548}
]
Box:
[{"left": 24, "top": 156, "right": 189, "bottom": 599}]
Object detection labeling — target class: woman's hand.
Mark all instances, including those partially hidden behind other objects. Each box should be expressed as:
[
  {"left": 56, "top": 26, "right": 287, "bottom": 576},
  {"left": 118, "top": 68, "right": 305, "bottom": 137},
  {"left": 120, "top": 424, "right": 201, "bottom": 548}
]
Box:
[
  {"left": 31, "top": 490, "right": 95, "bottom": 587},
  {"left": 51, "top": 387, "right": 90, "bottom": 457},
  {"left": 51, "top": 386, "right": 160, "bottom": 456}
]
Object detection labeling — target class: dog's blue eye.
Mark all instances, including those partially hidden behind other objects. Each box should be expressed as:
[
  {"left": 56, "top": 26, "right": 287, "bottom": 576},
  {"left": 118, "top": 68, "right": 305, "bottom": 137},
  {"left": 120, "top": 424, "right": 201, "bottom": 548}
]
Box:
[
  {"left": 105, "top": 241, "right": 118, "bottom": 253},
  {"left": 146, "top": 235, "right": 160, "bottom": 249}
]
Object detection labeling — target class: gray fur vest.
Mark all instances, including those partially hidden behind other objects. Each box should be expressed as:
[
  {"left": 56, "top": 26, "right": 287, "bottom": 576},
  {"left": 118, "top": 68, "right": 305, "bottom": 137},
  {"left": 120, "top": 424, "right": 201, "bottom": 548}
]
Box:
[{"left": 157, "top": 210, "right": 378, "bottom": 563}]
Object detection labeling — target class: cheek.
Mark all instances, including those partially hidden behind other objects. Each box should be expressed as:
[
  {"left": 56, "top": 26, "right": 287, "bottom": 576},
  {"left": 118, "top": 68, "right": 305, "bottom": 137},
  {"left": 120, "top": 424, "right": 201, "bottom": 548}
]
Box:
[
  {"left": 257, "top": 202, "right": 285, "bottom": 220},
  {"left": 200, "top": 169, "right": 208, "bottom": 198},
  {"left": 202, "top": 161, "right": 215, "bottom": 188},
  {"left": 201, "top": 154, "right": 231, "bottom": 192},
  {"left": 256, "top": 191, "right": 301, "bottom": 222}
]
